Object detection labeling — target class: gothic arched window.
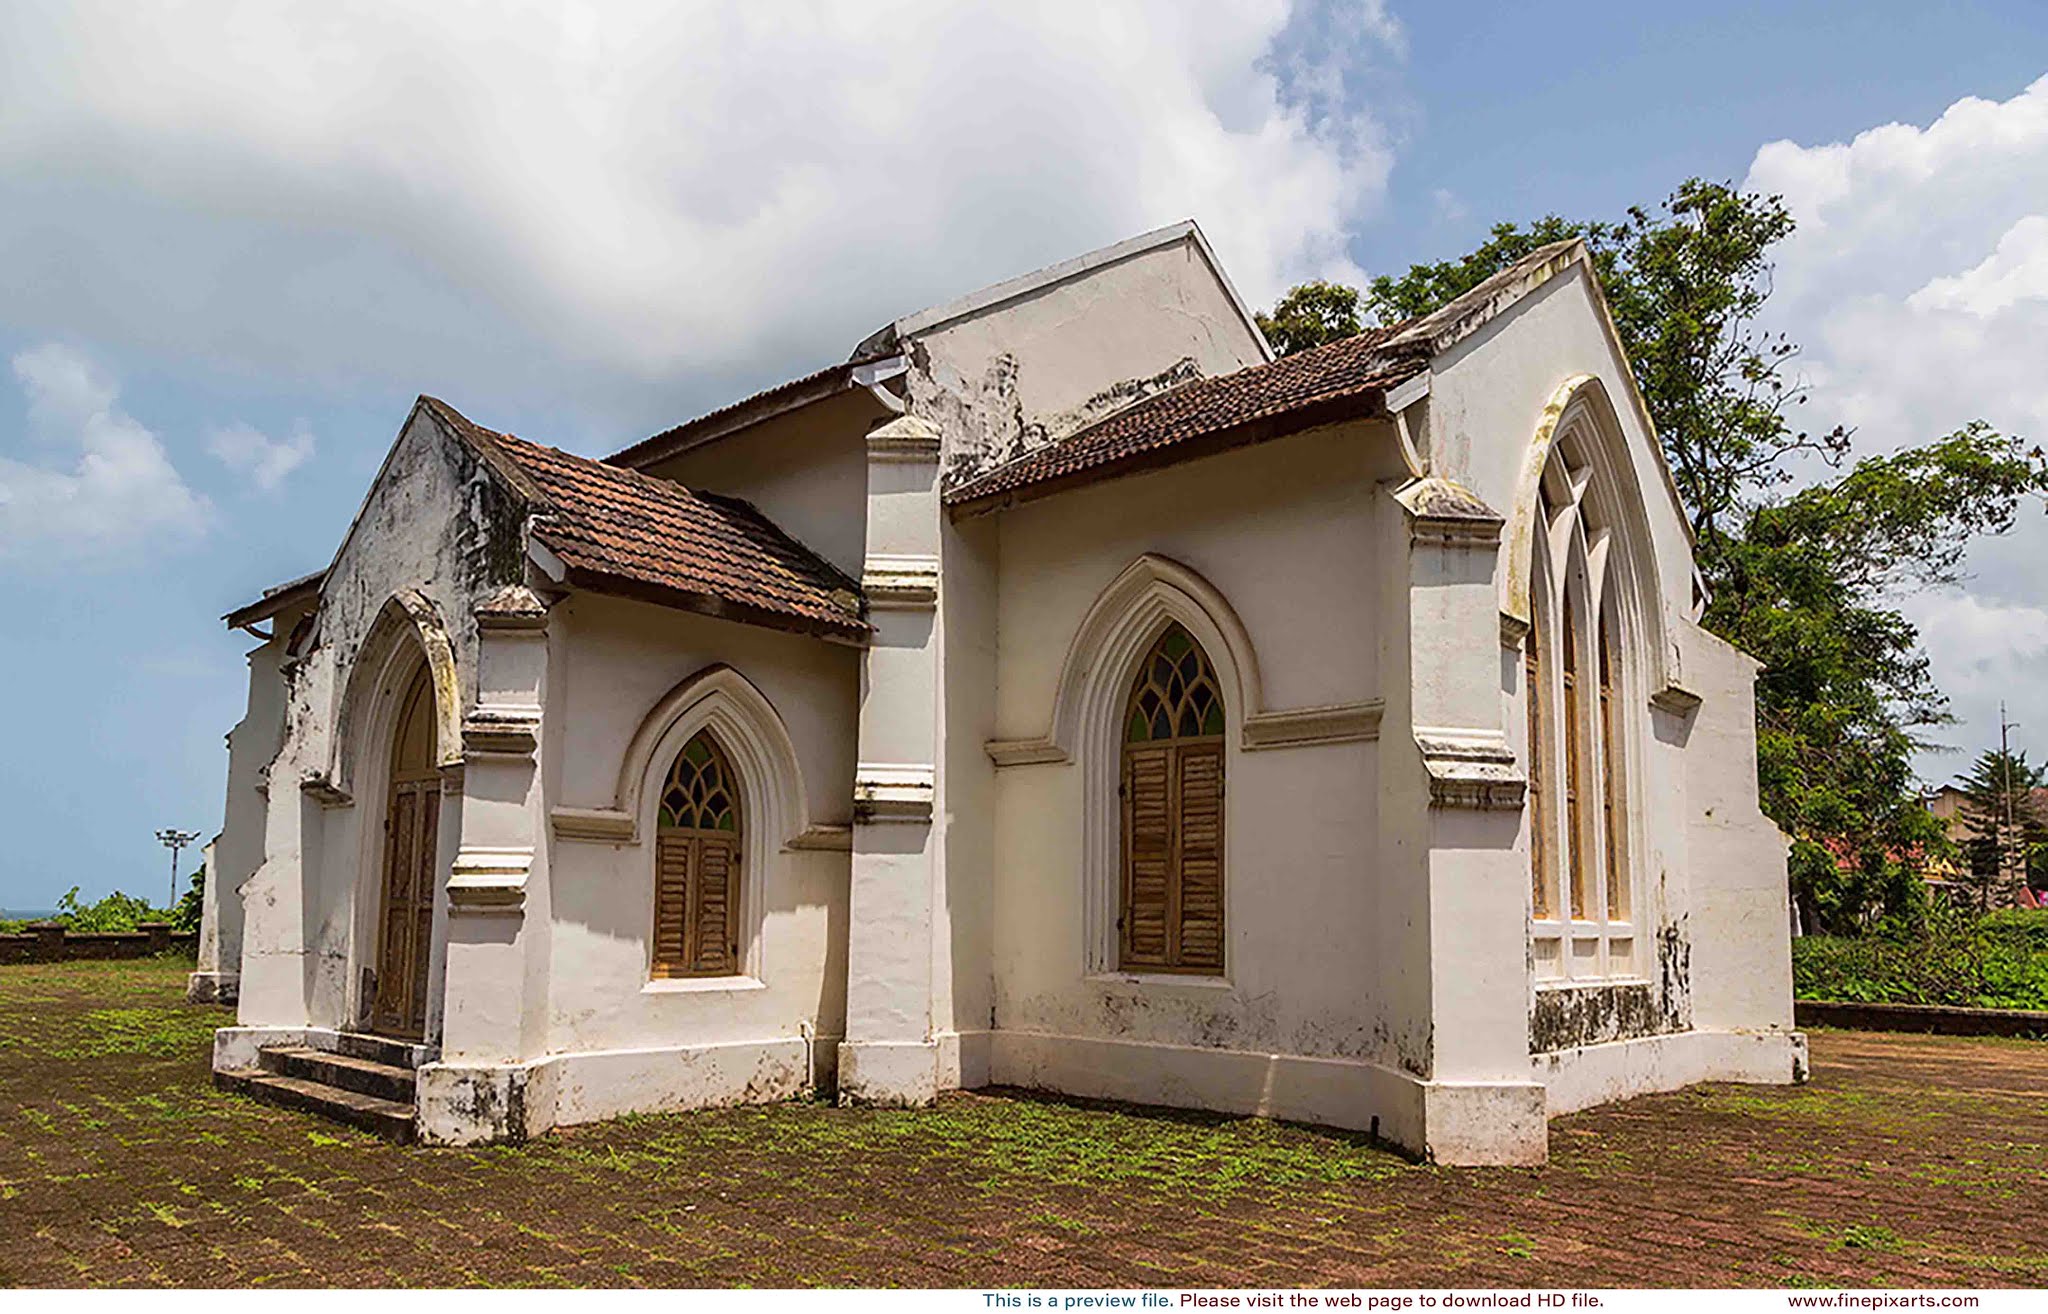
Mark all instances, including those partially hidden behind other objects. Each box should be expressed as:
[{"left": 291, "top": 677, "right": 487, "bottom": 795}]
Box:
[
  {"left": 1119, "top": 622, "right": 1225, "bottom": 974},
  {"left": 653, "top": 730, "right": 741, "bottom": 978},
  {"left": 1525, "top": 428, "right": 1636, "bottom": 980}
]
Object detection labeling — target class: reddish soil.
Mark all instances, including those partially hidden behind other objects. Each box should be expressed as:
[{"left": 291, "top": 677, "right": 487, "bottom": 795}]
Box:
[{"left": 1, "top": 958, "right": 2043, "bottom": 1288}]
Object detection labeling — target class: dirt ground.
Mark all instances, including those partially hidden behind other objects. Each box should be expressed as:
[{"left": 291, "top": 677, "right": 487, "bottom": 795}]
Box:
[{"left": 1, "top": 958, "right": 2043, "bottom": 1288}]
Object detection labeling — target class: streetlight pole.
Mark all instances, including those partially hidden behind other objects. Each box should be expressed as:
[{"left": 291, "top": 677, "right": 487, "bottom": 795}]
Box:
[{"left": 156, "top": 828, "right": 200, "bottom": 908}]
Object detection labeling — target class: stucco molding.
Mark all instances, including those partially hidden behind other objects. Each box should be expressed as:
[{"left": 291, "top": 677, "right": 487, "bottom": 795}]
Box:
[
  {"left": 1649, "top": 683, "right": 1704, "bottom": 716},
  {"left": 547, "top": 663, "right": 817, "bottom": 851},
  {"left": 1501, "top": 375, "right": 1673, "bottom": 691},
  {"left": 447, "top": 848, "right": 531, "bottom": 914},
  {"left": 986, "top": 554, "right": 1380, "bottom": 766},
  {"left": 1416, "top": 728, "right": 1526, "bottom": 810},
  {"left": 865, "top": 414, "right": 942, "bottom": 464},
  {"left": 1241, "top": 701, "right": 1383, "bottom": 750},
  {"left": 330, "top": 588, "right": 465, "bottom": 796},
  {"left": 1395, "top": 476, "right": 1504, "bottom": 549},
  {"left": 460, "top": 708, "right": 542, "bottom": 758},
  {"left": 861, "top": 554, "right": 940, "bottom": 610},
  {"left": 853, "top": 764, "right": 935, "bottom": 824}
]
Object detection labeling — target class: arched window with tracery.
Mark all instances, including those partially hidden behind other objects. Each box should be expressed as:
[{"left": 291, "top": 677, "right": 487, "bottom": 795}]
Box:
[
  {"left": 653, "top": 730, "right": 741, "bottom": 978},
  {"left": 1119, "top": 622, "right": 1225, "bottom": 974},
  {"left": 1525, "top": 425, "right": 1636, "bottom": 981}
]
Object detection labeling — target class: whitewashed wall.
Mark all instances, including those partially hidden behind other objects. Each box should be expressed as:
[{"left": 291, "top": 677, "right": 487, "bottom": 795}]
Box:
[{"left": 984, "top": 423, "right": 1392, "bottom": 1072}]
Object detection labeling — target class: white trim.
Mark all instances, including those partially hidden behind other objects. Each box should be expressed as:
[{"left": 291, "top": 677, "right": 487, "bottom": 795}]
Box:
[
  {"left": 633, "top": 688, "right": 796, "bottom": 984},
  {"left": 548, "top": 663, "right": 819, "bottom": 848}
]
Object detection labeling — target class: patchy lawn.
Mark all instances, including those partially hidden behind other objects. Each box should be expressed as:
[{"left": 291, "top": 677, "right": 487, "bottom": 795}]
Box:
[{"left": 1, "top": 958, "right": 2044, "bottom": 1288}]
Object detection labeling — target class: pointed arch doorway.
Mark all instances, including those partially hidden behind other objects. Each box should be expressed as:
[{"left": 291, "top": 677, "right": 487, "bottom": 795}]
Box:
[{"left": 371, "top": 664, "right": 440, "bottom": 1039}]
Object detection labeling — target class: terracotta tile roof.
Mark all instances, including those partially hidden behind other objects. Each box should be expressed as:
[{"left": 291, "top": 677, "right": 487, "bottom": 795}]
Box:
[
  {"left": 944, "top": 325, "right": 1426, "bottom": 511},
  {"left": 420, "top": 398, "right": 866, "bottom": 640},
  {"left": 606, "top": 362, "right": 851, "bottom": 469}
]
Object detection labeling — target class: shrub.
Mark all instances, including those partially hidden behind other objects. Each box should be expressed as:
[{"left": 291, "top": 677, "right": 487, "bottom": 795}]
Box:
[{"left": 1794, "top": 906, "right": 2048, "bottom": 1010}]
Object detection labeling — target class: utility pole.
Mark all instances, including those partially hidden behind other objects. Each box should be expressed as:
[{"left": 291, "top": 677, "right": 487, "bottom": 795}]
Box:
[{"left": 156, "top": 828, "right": 200, "bottom": 908}]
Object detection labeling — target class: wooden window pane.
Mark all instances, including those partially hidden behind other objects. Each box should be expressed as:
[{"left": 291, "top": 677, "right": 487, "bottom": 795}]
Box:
[
  {"left": 1119, "top": 623, "right": 1225, "bottom": 974},
  {"left": 653, "top": 731, "right": 744, "bottom": 977},
  {"left": 1563, "top": 591, "right": 1588, "bottom": 921}
]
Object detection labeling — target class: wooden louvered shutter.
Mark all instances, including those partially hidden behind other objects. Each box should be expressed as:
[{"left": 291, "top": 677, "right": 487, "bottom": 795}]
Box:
[
  {"left": 1119, "top": 622, "right": 1227, "bottom": 974},
  {"left": 1122, "top": 745, "right": 1174, "bottom": 968},
  {"left": 653, "top": 834, "right": 693, "bottom": 976},
  {"left": 692, "top": 836, "right": 738, "bottom": 974},
  {"left": 1174, "top": 741, "right": 1225, "bottom": 971}
]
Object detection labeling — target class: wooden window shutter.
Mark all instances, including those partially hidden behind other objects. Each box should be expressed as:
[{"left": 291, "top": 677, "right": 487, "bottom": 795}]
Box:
[
  {"left": 1122, "top": 746, "right": 1174, "bottom": 967},
  {"left": 1119, "top": 622, "right": 1226, "bottom": 974},
  {"left": 652, "top": 730, "right": 743, "bottom": 978},
  {"left": 1174, "top": 741, "right": 1225, "bottom": 971},
  {"left": 652, "top": 833, "right": 693, "bottom": 976},
  {"left": 692, "top": 836, "right": 738, "bottom": 974}
]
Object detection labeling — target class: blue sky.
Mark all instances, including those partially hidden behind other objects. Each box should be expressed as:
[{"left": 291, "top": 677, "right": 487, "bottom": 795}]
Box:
[{"left": 3, "top": 1, "right": 2047, "bottom": 910}]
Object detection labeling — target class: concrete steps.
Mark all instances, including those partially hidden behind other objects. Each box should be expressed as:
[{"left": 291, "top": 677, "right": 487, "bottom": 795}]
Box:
[{"left": 214, "top": 1034, "right": 423, "bottom": 1143}]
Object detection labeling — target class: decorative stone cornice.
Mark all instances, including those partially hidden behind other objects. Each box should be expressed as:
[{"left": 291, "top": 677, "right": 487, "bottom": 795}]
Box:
[
  {"left": 985, "top": 736, "right": 1069, "bottom": 767},
  {"left": 866, "top": 414, "right": 942, "bottom": 464},
  {"left": 861, "top": 554, "right": 940, "bottom": 610},
  {"left": 1499, "top": 612, "right": 1532, "bottom": 648},
  {"left": 786, "top": 822, "right": 854, "bottom": 852},
  {"left": 1650, "top": 682, "right": 1703, "bottom": 716},
  {"left": 1416, "top": 729, "right": 1526, "bottom": 810},
  {"left": 853, "top": 763, "right": 935, "bottom": 823},
  {"left": 473, "top": 584, "right": 551, "bottom": 633},
  {"left": 461, "top": 708, "right": 541, "bottom": 757},
  {"left": 300, "top": 771, "right": 353, "bottom": 809},
  {"left": 1241, "top": 700, "right": 1383, "bottom": 750},
  {"left": 448, "top": 848, "right": 531, "bottom": 913},
  {"left": 551, "top": 806, "right": 632, "bottom": 843},
  {"left": 1396, "top": 476, "right": 1505, "bottom": 549}
]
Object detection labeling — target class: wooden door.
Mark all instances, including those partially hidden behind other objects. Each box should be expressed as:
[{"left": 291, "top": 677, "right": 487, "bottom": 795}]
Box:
[{"left": 371, "top": 666, "right": 440, "bottom": 1039}]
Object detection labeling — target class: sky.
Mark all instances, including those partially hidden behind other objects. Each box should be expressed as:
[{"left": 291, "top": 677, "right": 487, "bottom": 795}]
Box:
[{"left": 3, "top": 1, "right": 2047, "bottom": 910}]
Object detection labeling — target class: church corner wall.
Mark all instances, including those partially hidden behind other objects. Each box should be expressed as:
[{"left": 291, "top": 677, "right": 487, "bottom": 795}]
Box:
[
  {"left": 534, "top": 596, "right": 857, "bottom": 1106},
  {"left": 224, "top": 407, "right": 535, "bottom": 1050},
  {"left": 1679, "top": 621, "right": 1797, "bottom": 1037}
]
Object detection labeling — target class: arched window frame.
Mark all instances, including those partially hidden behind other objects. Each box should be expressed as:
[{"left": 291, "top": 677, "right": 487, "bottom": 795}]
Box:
[
  {"left": 1526, "top": 423, "right": 1640, "bottom": 982},
  {"left": 651, "top": 730, "right": 744, "bottom": 980},
  {"left": 595, "top": 665, "right": 809, "bottom": 989},
  {"left": 1117, "top": 622, "right": 1227, "bottom": 975}
]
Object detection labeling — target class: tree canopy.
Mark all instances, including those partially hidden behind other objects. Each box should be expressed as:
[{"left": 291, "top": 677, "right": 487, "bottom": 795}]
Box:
[{"left": 1263, "top": 180, "right": 2048, "bottom": 933}]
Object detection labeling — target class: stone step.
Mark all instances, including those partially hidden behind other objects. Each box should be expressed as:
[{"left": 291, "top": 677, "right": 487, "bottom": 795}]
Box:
[
  {"left": 322, "top": 1031, "right": 430, "bottom": 1070},
  {"left": 215, "top": 1068, "right": 416, "bottom": 1143},
  {"left": 260, "top": 1045, "right": 417, "bottom": 1104}
]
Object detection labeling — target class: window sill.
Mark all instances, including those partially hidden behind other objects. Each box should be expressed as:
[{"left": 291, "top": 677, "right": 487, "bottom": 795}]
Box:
[
  {"left": 1086, "top": 971, "right": 1235, "bottom": 992},
  {"left": 1534, "top": 976, "right": 1653, "bottom": 992},
  {"left": 641, "top": 975, "right": 766, "bottom": 996}
]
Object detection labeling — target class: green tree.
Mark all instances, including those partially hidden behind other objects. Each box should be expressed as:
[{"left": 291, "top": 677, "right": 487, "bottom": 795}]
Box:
[
  {"left": 1367, "top": 182, "right": 1848, "bottom": 562},
  {"left": 1265, "top": 180, "right": 2048, "bottom": 932},
  {"left": 1953, "top": 749, "right": 2048, "bottom": 912},
  {"left": 1254, "top": 279, "right": 1362, "bottom": 356}
]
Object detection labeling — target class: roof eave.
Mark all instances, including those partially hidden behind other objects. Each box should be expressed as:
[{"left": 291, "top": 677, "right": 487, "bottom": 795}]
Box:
[
  {"left": 946, "top": 386, "right": 1397, "bottom": 519},
  {"left": 557, "top": 563, "right": 870, "bottom": 646},
  {"left": 222, "top": 570, "right": 327, "bottom": 633},
  {"left": 607, "top": 364, "right": 857, "bottom": 470}
]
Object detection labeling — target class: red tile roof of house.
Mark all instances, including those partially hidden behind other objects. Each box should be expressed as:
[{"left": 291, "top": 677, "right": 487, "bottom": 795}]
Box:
[
  {"left": 419, "top": 398, "right": 866, "bottom": 641},
  {"left": 943, "top": 324, "right": 1427, "bottom": 512}
]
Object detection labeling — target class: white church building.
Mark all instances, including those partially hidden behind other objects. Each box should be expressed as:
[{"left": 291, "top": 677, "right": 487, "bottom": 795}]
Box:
[{"left": 195, "top": 222, "right": 1804, "bottom": 1164}]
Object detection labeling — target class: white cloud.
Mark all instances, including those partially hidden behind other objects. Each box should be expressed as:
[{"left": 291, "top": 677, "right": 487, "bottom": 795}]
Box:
[
  {"left": 0, "top": 1, "right": 1399, "bottom": 417},
  {"left": 208, "top": 419, "right": 315, "bottom": 492},
  {"left": 1743, "top": 74, "right": 2048, "bottom": 776},
  {"left": 0, "top": 344, "right": 210, "bottom": 559}
]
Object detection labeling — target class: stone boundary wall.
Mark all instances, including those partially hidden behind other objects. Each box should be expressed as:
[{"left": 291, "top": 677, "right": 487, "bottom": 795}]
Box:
[
  {"left": 1796, "top": 999, "right": 2048, "bottom": 1039},
  {"left": 0, "top": 922, "right": 197, "bottom": 966}
]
